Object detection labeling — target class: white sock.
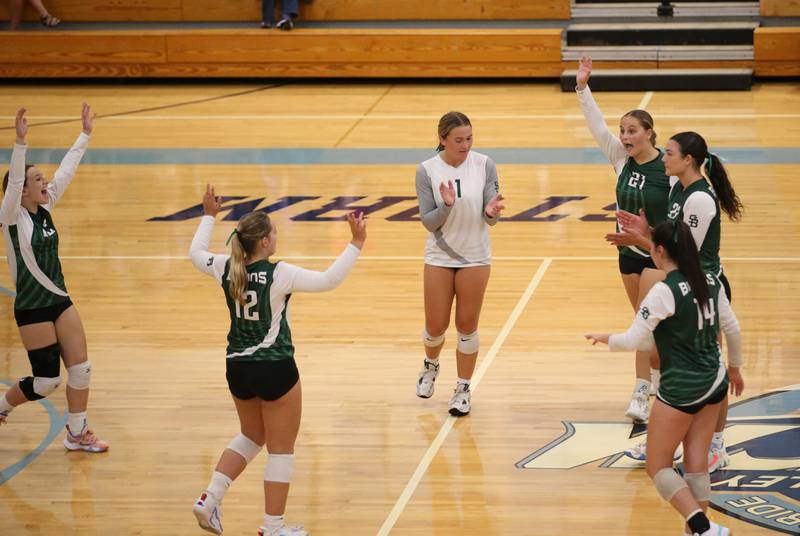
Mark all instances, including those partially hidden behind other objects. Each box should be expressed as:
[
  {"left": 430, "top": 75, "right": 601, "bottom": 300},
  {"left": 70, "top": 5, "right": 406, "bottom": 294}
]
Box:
[
  {"left": 264, "top": 513, "right": 284, "bottom": 528},
  {"left": 457, "top": 377, "right": 471, "bottom": 388},
  {"left": 633, "top": 379, "right": 650, "bottom": 398},
  {"left": 207, "top": 471, "right": 232, "bottom": 501},
  {"left": 0, "top": 394, "right": 14, "bottom": 414},
  {"left": 650, "top": 368, "right": 660, "bottom": 384},
  {"left": 67, "top": 412, "right": 87, "bottom": 436},
  {"left": 712, "top": 432, "right": 724, "bottom": 448}
]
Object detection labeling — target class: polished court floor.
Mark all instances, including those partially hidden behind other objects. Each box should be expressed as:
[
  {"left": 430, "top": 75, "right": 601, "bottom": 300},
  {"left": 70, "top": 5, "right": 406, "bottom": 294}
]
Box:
[{"left": 0, "top": 81, "right": 798, "bottom": 535}]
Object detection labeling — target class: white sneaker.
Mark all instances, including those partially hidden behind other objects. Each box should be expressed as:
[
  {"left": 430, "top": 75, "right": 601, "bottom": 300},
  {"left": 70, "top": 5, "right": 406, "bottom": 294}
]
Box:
[
  {"left": 63, "top": 425, "right": 109, "bottom": 453},
  {"left": 698, "top": 521, "right": 731, "bottom": 535},
  {"left": 708, "top": 444, "right": 729, "bottom": 473},
  {"left": 623, "top": 440, "right": 681, "bottom": 462},
  {"left": 193, "top": 490, "right": 223, "bottom": 535},
  {"left": 625, "top": 395, "right": 649, "bottom": 422},
  {"left": 258, "top": 524, "right": 308, "bottom": 536},
  {"left": 448, "top": 383, "right": 471, "bottom": 416},
  {"left": 416, "top": 359, "right": 439, "bottom": 398}
]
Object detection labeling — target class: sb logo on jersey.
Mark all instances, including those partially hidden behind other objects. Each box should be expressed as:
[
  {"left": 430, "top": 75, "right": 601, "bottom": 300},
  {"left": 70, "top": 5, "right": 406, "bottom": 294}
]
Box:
[
  {"left": 516, "top": 384, "right": 800, "bottom": 533},
  {"left": 688, "top": 215, "right": 699, "bottom": 228}
]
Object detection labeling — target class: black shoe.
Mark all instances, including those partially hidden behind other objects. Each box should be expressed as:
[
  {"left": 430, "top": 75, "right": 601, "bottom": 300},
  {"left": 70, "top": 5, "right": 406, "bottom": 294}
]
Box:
[
  {"left": 261, "top": 21, "right": 271, "bottom": 29},
  {"left": 276, "top": 17, "right": 294, "bottom": 31}
]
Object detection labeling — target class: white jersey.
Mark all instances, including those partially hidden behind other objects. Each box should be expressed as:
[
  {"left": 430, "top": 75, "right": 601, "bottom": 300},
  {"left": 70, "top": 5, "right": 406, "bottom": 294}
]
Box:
[{"left": 416, "top": 151, "right": 499, "bottom": 268}]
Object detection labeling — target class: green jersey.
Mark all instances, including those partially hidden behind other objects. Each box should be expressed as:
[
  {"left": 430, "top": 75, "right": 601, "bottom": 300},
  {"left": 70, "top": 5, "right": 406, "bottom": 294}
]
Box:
[
  {"left": 0, "top": 134, "right": 89, "bottom": 311},
  {"left": 667, "top": 178, "right": 722, "bottom": 276}
]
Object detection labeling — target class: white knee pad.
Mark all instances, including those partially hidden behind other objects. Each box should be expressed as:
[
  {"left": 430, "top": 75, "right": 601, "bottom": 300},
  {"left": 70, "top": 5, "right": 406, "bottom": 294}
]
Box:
[
  {"left": 264, "top": 453, "right": 295, "bottom": 483},
  {"left": 422, "top": 329, "right": 445, "bottom": 348},
  {"left": 456, "top": 331, "right": 479, "bottom": 354},
  {"left": 227, "top": 433, "right": 262, "bottom": 464},
  {"left": 66, "top": 361, "right": 91, "bottom": 390},
  {"left": 653, "top": 468, "right": 688, "bottom": 502},
  {"left": 685, "top": 472, "right": 710, "bottom": 502},
  {"left": 33, "top": 376, "right": 61, "bottom": 397}
]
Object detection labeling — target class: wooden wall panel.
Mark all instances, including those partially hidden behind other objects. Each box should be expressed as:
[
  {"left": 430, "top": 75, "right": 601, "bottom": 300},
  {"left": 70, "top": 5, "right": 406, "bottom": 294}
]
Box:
[
  {"left": 0, "top": 32, "right": 166, "bottom": 64},
  {"left": 0, "top": 0, "right": 569, "bottom": 22},
  {"left": 755, "top": 27, "right": 800, "bottom": 61},
  {"left": 760, "top": 0, "right": 800, "bottom": 17}
]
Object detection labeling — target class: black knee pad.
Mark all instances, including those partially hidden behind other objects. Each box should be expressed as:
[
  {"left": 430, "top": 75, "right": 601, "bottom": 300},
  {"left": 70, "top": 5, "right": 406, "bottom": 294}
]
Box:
[{"left": 28, "top": 343, "right": 61, "bottom": 377}]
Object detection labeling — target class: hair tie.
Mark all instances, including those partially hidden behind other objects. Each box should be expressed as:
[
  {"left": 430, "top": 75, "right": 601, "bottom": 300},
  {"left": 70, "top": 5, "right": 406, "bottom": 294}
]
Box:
[{"left": 226, "top": 228, "right": 238, "bottom": 245}]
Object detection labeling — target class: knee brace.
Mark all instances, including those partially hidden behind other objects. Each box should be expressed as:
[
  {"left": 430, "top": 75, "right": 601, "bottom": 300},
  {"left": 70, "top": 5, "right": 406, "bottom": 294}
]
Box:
[
  {"left": 66, "top": 361, "right": 92, "bottom": 390},
  {"left": 422, "top": 328, "right": 445, "bottom": 348},
  {"left": 685, "top": 472, "right": 710, "bottom": 502},
  {"left": 19, "top": 376, "right": 61, "bottom": 401},
  {"left": 456, "top": 330, "right": 479, "bottom": 354},
  {"left": 652, "top": 467, "right": 688, "bottom": 502},
  {"left": 227, "top": 433, "right": 262, "bottom": 464},
  {"left": 264, "top": 453, "right": 295, "bottom": 483}
]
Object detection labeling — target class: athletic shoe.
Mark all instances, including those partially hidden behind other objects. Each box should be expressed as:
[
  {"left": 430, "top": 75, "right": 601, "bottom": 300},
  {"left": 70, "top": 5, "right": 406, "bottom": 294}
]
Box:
[
  {"left": 276, "top": 17, "right": 294, "bottom": 30},
  {"left": 63, "top": 425, "right": 109, "bottom": 453},
  {"left": 698, "top": 521, "right": 731, "bottom": 535},
  {"left": 709, "top": 445, "right": 729, "bottom": 473},
  {"left": 625, "top": 394, "right": 649, "bottom": 422},
  {"left": 193, "top": 490, "right": 223, "bottom": 535},
  {"left": 258, "top": 524, "right": 308, "bottom": 536},
  {"left": 416, "top": 359, "right": 439, "bottom": 398},
  {"left": 623, "top": 440, "right": 681, "bottom": 462},
  {"left": 0, "top": 410, "right": 9, "bottom": 425},
  {"left": 448, "top": 383, "right": 471, "bottom": 416}
]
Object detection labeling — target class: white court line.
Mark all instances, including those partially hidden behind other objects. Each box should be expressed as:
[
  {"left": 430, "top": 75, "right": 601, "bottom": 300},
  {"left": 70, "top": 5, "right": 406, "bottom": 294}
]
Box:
[
  {"left": 1, "top": 255, "right": 798, "bottom": 262},
  {"left": 3, "top": 113, "right": 800, "bottom": 121},
  {"left": 638, "top": 91, "right": 654, "bottom": 110},
  {"left": 375, "top": 258, "right": 552, "bottom": 536}
]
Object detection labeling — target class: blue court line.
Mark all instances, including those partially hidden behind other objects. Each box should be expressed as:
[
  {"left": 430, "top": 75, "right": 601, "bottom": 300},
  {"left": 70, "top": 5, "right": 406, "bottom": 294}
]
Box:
[
  {"left": 0, "top": 285, "right": 14, "bottom": 298},
  {"left": 0, "top": 147, "right": 798, "bottom": 165},
  {"left": 0, "top": 380, "right": 67, "bottom": 486}
]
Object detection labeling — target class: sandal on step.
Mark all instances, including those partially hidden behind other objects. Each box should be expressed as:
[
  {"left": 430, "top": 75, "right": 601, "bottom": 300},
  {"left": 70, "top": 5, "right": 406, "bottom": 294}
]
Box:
[{"left": 40, "top": 14, "right": 61, "bottom": 27}]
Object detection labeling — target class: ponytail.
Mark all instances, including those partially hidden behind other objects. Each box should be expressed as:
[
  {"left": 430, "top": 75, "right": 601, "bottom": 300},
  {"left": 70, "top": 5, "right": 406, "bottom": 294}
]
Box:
[
  {"left": 704, "top": 153, "right": 743, "bottom": 221},
  {"left": 227, "top": 212, "right": 273, "bottom": 305},
  {"left": 652, "top": 221, "right": 710, "bottom": 306}
]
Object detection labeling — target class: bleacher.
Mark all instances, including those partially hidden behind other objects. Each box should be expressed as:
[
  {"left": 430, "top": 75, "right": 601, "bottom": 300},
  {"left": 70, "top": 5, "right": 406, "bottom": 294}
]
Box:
[{"left": 0, "top": 0, "right": 796, "bottom": 82}]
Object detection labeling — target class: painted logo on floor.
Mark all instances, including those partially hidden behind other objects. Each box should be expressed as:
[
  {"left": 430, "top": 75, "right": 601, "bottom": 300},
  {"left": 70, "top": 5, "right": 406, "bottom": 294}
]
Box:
[{"left": 516, "top": 385, "right": 800, "bottom": 534}]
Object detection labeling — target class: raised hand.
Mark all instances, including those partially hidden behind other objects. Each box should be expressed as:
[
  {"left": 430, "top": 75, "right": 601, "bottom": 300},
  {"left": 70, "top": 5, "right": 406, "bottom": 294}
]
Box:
[
  {"left": 576, "top": 56, "right": 592, "bottom": 91},
  {"left": 81, "top": 103, "right": 96, "bottom": 135},
  {"left": 15, "top": 108, "right": 27, "bottom": 144},
  {"left": 584, "top": 333, "right": 609, "bottom": 346},
  {"left": 439, "top": 180, "right": 456, "bottom": 207},
  {"left": 202, "top": 183, "right": 222, "bottom": 217},
  {"left": 347, "top": 211, "right": 367, "bottom": 249},
  {"left": 485, "top": 193, "right": 505, "bottom": 218}
]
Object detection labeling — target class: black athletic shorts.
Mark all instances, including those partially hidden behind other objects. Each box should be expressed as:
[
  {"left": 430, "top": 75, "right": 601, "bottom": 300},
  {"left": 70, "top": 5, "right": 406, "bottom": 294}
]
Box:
[
  {"left": 618, "top": 254, "right": 657, "bottom": 275},
  {"left": 662, "top": 384, "right": 727, "bottom": 415},
  {"left": 14, "top": 299, "right": 73, "bottom": 327},
  {"left": 226, "top": 358, "right": 299, "bottom": 401}
]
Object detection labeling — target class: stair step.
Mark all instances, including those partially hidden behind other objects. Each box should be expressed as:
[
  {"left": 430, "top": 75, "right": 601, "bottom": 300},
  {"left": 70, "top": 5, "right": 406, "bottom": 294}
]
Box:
[
  {"left": 566, "top": 21, "right": 759, "bottom": 46},
  {"left": 562, "top": 44, "right": 753, "bottom": 60},
  {"left": 560, "top": 68, "right": 752, "bottom": 91},
  {"left": 572, "top": 2, "right": 760, "bottom": 18}
]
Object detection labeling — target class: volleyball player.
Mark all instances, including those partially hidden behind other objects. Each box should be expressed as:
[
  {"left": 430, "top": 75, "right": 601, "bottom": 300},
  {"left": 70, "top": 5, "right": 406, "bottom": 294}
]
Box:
[
  {"left": 587, "top": 221, "right": 743, "bottom": 536},
  {"left": 414, "top": 111, "right": 505, "bottom": 417},
  {"left": 190, "top": 184, "right": 366, "bottom": 535},
  {"left": 0, "top": 105, "right": 108, "bottom": 453}
]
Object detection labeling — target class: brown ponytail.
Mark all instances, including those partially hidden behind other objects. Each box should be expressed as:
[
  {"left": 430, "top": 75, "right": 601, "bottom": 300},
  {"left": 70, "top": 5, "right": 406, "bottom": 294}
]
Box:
[
  {"left": 652, "top": 220, "right": 710, "bottom": 306},
  {"left": 228, "top": 212, "right": 272, "bottom": 305}
]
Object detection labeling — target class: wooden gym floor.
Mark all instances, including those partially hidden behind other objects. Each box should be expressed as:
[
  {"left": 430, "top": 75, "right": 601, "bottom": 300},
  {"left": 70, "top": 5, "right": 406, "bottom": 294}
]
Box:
[{"left": 0, "top": 81, "right": 798, "bottom": 535}]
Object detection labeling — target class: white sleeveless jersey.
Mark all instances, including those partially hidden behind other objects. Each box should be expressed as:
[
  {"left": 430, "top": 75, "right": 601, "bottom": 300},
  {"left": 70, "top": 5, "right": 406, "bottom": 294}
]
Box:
[{"left": 417, "top": 151, "right": 498, "bottom": 267}]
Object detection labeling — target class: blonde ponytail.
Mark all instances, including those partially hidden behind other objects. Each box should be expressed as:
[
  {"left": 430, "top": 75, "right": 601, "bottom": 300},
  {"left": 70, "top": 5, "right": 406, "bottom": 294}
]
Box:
[{"left": 227, "top": 212, "right": 273, "bottom": 305}]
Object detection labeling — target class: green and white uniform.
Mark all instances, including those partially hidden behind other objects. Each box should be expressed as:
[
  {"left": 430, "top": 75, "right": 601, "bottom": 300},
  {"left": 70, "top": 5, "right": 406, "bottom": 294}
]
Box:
[
  {"left": 667, "top": 177, "right": 722, "bottom": 276},
  {"left": 0, "top": 134, "right": 89, "bottom": 311},
  {"left": 609, "top": 270, "right": 742, "bottom": 407},
  {"left": 577, "top": 86, "right": 672, "bottom": 259},
  {"left": 189, "top": 215, "right": 360, "bottom": 361}
]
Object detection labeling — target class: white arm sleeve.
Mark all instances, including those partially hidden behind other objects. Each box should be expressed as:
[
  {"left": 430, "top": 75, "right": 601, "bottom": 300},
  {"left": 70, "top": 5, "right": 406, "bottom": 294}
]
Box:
[
  {"left": 279, "top": 243, "right": 361, "bottom": 293},
  {"left": 608, "top": 283, "right": 675, "bottom": 352},
  {"left": 683, "top": 191, "right": 717, "bottom": 251},
  {"left": 576, "top": 85, "right": 628, "bottom": 174},
  {"left": 0, "top": 143, "right": 25, "bottom": 225},
  {"left": 717, "top": 287, "right": 743, "bottom": 367},
  {"left": 189, "top": 215, "right": 229, "bottom": 283},
  {"left": 46, "top": 132, "right": 90, "bottom": 210}
]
